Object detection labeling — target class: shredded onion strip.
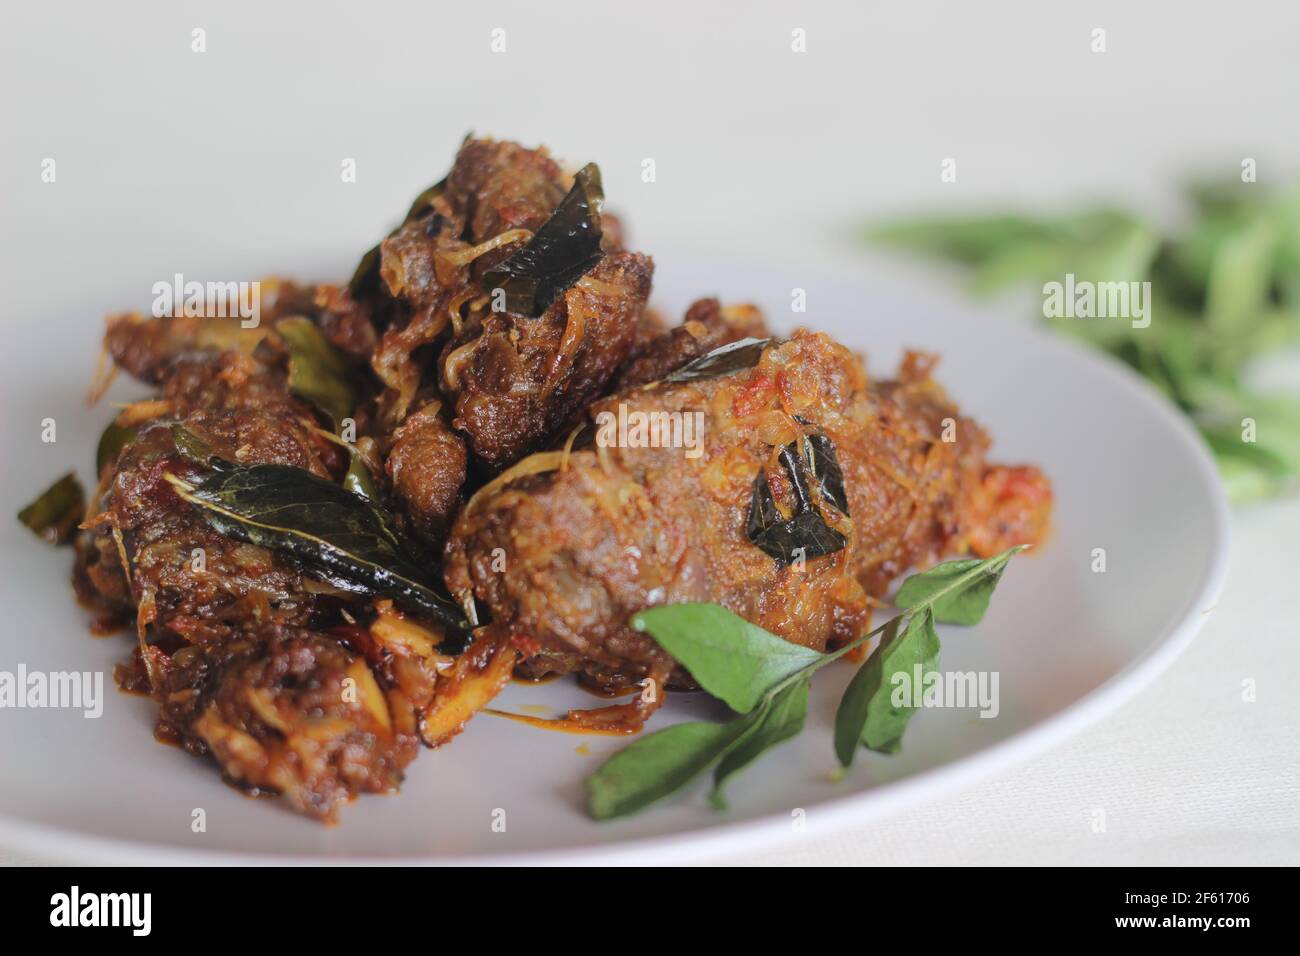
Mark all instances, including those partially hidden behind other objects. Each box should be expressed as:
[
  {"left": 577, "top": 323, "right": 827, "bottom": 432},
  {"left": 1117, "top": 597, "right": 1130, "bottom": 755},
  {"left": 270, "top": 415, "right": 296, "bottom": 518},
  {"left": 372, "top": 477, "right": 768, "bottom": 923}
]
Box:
[
  {"left": 463, "top": 451, "right": 567, "bottom": 518},
  {"left": 438, "top": 229, "right": 532, "bottom": 267},
  {"left": 559, "top": 422, "right": 586, "bottom": 472},
  {"left": 441, "top": 335, "right": 481, "bottom": 392},
  {"left": 445, "top": 287, "right": 477, "bottom": 337},
  {"left": 545, "top": 299, "right": 586, "bottom": 387},
  {"left": 575, "top": 275, "right": 623, "bottom": 297},
  {"left": 113, "top": 398, "right": 175, "bottom": 427},
  {"left": 85, "top": 345, "right": 119, "bottom": 406}
]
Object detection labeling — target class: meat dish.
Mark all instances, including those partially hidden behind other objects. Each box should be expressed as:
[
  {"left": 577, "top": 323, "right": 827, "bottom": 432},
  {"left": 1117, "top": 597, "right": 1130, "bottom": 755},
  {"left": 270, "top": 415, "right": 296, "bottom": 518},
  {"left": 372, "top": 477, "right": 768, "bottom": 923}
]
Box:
[{"left": 20, "top": 138, "right": 1052, "bottom": 822}]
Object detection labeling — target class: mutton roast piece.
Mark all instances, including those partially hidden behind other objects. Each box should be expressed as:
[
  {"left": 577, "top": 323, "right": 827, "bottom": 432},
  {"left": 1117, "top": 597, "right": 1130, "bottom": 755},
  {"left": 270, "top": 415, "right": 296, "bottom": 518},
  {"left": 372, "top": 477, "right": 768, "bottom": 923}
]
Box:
[
  {"left": 614, "top": 297, "right": 769, "bottom": 391},
  {"left": 101, "top": 280, "right": 324, "bottom": 386},
  {"left": 75, "top": 352, "right": 442, "bottom": 821},
  {"left": 364, "top": 138, "right": 654, "bottom": 469},
  {"left": 444, "top": 330, "right": 1051, "bottom": 687},
  {"left": 441, "top": 249, "right": 653, "bottom": 469}
]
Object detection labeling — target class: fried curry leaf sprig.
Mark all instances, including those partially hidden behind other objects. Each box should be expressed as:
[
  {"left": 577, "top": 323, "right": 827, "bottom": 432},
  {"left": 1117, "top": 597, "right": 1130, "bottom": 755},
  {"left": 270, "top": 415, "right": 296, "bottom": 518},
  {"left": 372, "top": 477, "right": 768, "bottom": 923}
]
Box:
[
  {"left": 164, "top": 457, "right": 468, "bottom": 633},
  {"left": 584, "top": 547, "right": 1025, "bottom": 820}
]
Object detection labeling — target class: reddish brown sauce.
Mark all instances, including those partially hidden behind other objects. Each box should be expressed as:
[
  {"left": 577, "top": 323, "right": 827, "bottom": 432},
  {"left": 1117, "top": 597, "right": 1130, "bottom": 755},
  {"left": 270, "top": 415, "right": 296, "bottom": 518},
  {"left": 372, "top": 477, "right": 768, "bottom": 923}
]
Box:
[{"left": 485, "top": 689, "right": 659, "bottom": 736}]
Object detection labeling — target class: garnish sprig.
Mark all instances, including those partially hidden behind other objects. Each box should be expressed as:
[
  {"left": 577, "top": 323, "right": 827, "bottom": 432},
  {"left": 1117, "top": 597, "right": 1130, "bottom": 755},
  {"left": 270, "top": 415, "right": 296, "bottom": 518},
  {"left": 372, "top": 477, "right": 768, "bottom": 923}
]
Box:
[{"left": 585, "top": 546, "right": 1026, "bottom": 820}]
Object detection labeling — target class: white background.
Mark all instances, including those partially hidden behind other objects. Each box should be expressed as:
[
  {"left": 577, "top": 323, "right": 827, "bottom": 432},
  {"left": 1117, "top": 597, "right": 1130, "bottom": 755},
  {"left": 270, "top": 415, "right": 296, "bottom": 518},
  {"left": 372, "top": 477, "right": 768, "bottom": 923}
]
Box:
[{"left": 1, "top": 0, "right": 1297, "bottom": 865}]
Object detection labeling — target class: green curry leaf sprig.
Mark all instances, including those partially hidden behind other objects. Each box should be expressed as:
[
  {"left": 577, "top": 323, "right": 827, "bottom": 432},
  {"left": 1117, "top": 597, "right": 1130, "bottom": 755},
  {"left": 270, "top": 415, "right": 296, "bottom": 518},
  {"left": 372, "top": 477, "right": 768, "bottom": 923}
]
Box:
[
  {"left": 869, "top": 181, "right": 1300, "bottom": 502},
  {"left": 585, "top": 546, "right": 1024, "bottom": 820}
]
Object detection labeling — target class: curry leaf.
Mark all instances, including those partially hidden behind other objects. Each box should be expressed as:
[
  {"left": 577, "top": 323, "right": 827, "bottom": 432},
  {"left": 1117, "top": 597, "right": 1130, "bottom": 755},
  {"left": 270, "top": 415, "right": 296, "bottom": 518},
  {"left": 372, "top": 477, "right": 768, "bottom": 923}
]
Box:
[
  {"left": 313, "top": 426, "right": 380, "bottom": 502},
  {"left": 832, "top": 616, "right": 901, "bottom": 765},
  {"left": 893, "top": 547, "right": 1025, "bottom": 625},
  {"left": 170, "top": 423, "right": 216, "bottom": 466},
  {"left": 96, "top": 421, "right": 138, "bottom": 474},
  {"left": 869, "top": 184, "right": 1300, "bottom": 502},
  {"left": 710, "top": 677, "right": 810, "bottom": 809},
  {"left": 746, "top": 438, "right": 849, "bottom": 564},
  {"left": 631, "top": 603, "right": 823, "bottom": 713},
  {"left": 276, "top": 317, "right": 357, "bottom": 424},
  {"left": 17, "top": 473, "right": 85, "bottom": 546},
  {"left": 586, "top": 719, "right": 749, "bottom": 820},
  {"left": 834, "top": 611, "right": 939, "bottom": 764},
  {"left": 481, "top": 162, "right": 605, "bottom": 318},
  {"left": 869, "top": 215, "right": 1063, "bottom": 266},
  {"left": 1205, "top": 215, "right": 1278, "bottom": 334},
  {"left": 803, "top": 433, "right": 850, "bottom": 514},
  {"left": 341, "top": 450, "right": 379, "bottom": 501},
  {"left": 165, "top": 461, "right": 467, "bottom": 632},
  {"left": 662, "top": 337, "right": 770, "bottom": 383},
  {"left": 587, "top": 550, "right": 1025, "bottom": 820}
]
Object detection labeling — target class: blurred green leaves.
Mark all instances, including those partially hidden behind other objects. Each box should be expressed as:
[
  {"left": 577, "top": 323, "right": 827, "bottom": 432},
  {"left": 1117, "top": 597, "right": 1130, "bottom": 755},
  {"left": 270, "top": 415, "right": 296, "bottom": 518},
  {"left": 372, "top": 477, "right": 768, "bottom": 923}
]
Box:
[{"left": 871, "top": 180, "right": 1300, "bottom": 501}]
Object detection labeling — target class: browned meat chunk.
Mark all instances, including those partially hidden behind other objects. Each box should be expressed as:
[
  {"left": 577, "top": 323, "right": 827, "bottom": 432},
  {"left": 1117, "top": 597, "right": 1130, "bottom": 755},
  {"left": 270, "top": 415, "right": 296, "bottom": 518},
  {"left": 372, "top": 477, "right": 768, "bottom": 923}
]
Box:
[
  {"left": 385, "top": 401, "right": 469, "bottom": 544},
  {"left": 75, "top": 351, "right": 442, "bottom": 821},
  {"left": 103, "top": 280, "right": 321, "bottom": 385},
  {"left": 312, "top": 284, "right": 381, "bottom": 360},
  {"left": 616, "top": 297, "right": 769, "bottom": 390},
  {"left": 88, "top": 356, "right": 332, "bottom": 648},
  {"left": 444, "top": 331, "right": 1052, "bottom": 686},
  {"left": 157, "top": 626, "right": 420, "bottom": 821},
  {"left": 365, "top": 138, "right": 654, "bottom": 468},
  {"left": 446, "top": 138, "right": 568, "bottom": 274},
  {"left": 442, "top": 249, "right": 653, "bottom": 468},
  {"left": 105, "top": 315, "right": 269, "bottom": 385}
]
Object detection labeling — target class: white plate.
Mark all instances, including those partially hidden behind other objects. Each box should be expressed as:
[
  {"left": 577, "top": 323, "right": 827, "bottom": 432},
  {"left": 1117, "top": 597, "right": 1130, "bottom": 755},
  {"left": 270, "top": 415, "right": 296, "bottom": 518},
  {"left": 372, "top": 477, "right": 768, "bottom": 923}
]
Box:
[{"left": 0, "top": 254, "right": 1229, "bottom": 865}]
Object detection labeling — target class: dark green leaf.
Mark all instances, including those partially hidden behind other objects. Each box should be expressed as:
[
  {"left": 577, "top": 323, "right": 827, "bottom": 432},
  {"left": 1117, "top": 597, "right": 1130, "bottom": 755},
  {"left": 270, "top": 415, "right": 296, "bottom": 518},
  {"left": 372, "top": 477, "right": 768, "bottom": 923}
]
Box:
[
  {"left": 96, "top": 421, "right": 137, "bottom": 474},
  {"left": 170, "top": 424, "right": 216, "bottom": 466},
  {"left": 833, "top": 615, "right": 902, "bottom": 765},
  {"left": 893, "top": 547, "right": 1022, "bottom": 625},
  {"left": 349, "top": 246, "right": 384, "bottom": 299},
  {"left": 481, "top": 163, "right": 605, "bottom": 318},
  {"left": 18, "top": 473, "right": 85, "bottom": 546},
  {"left": 662, "top": 337, "right": 770, "bottom": 383},
  {"left": 801, "top": 433, "right": 849, "bottom": 515},
  {"left": 342, "top": 449, "right": 379, "bottom": 501},
  {"left": 276, "top": 317, "right": 357, "bottom": 423},
  {"left": 586, "top": 719, "right": 748, "bottom": 820},
  {"left": 711, "top": 678, "right": 810, "bottom": 809},
  {"left": 313, "top": 425, "right": 381, "bottom": 502},
  {"left": 399, "top": 179, "right": 450, "bottom": 226},
  {"left": 631, "top": 603, "right": 822, "bottom": 714},
  {"left": 165, "top": 461, "right": 467, "bottom": 632},
  {"left": 836, "top": 609, "right": 940, "bottom": 762},
  {"left": 746, "top": 438, "right": 848, "bottom": 564}
]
